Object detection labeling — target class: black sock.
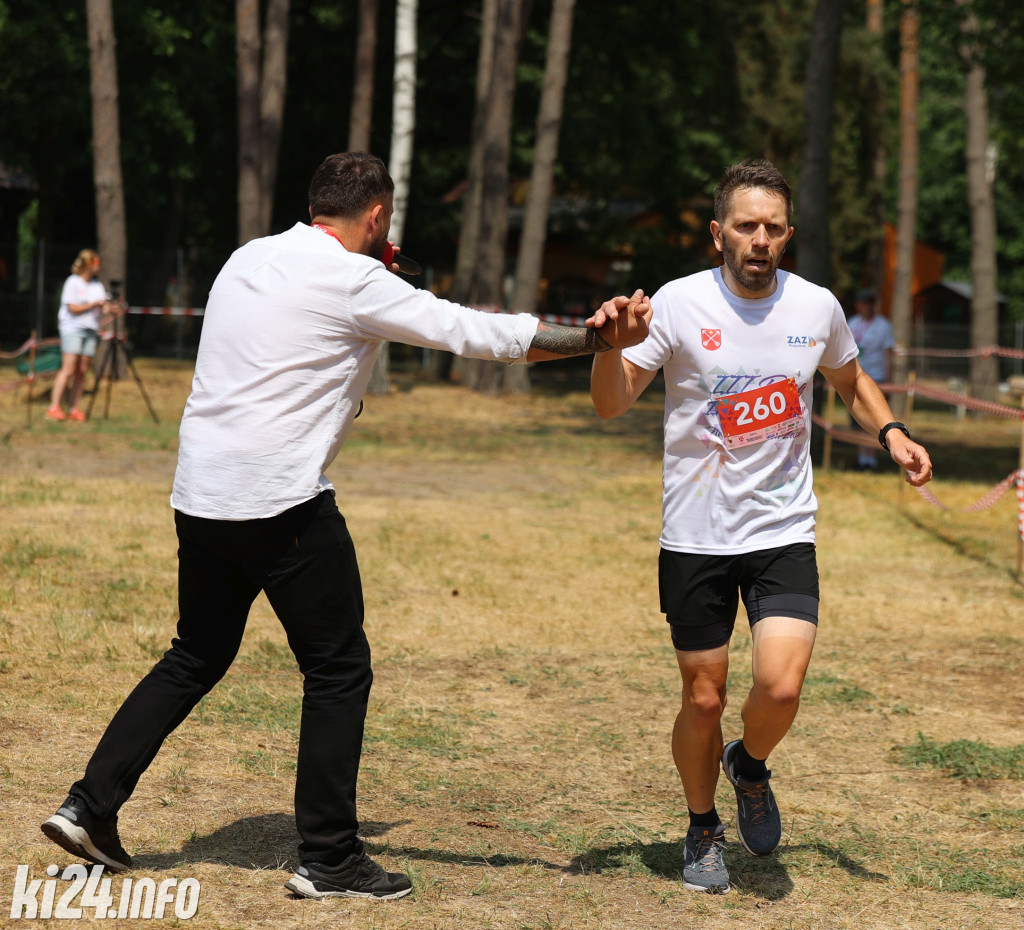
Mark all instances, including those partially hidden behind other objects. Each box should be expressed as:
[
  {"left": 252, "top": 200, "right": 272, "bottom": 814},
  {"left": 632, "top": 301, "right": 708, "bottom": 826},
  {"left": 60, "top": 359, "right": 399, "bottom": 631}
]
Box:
[
  {"left": 733, "top": 740, "right": 768, "bottom": 781},
  {"left": 688, "top": 807, "right": 721, "bottom": 831}
]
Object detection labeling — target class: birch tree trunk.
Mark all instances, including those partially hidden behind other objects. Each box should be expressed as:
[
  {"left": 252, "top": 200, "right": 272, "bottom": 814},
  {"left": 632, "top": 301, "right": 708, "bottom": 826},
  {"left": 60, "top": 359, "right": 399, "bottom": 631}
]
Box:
[
  {"left": 890, "top": 0, "right": 920, "bottom": 413},
  {"left": 86, "top": 0, "right": 127, "bottom": 291},
  {"left": 348, "top": 0, "right": 379, "bottom": 152},
  {"left": 369, "top": 0, "right": 418, "bottom": 395},
  {"left": 959, "top": 2, "right": 999, "bottom": 402},
  {"left": 505, "top": 0, "right": 576, "bottom": 394},
  {"left": 796, "top": 0, "right": 846, "bottom": 289},
  {"left": 258, "top": 0, "right": 290, "bottom": 235},
  {"left": 236, "top": 0, "right": 262, "bottom": 245}
]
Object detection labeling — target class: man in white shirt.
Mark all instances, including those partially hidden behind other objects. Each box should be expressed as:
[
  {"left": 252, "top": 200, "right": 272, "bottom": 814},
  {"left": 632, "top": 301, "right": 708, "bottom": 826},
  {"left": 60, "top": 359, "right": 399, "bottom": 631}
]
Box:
[
  {"left": 42, "top": 152, "right": 652, "bottom": 901},
  {"left": 591, "top": 159, "right": 931, "bottom": 894},
  {"left": 848, "top": 288, "right": 895, "bottom": 471}
]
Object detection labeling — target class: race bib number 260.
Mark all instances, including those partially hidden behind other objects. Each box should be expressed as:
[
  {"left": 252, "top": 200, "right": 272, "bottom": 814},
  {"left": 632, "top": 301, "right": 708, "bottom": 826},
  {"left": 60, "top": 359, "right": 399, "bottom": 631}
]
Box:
[{"left": 715, "top": 378, "right": 804, "bottom": 449}]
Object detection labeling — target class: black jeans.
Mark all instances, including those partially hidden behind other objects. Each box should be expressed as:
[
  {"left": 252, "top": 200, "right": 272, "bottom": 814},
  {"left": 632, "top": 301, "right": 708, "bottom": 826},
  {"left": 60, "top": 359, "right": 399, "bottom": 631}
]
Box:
[{"left": 72, "top": 491, "right": 371, "bottom": 865}]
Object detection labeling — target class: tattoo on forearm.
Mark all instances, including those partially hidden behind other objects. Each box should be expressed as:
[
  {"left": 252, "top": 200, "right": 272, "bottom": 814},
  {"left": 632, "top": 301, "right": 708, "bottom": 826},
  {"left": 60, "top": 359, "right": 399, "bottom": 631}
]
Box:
[{"left": 530, "top": 322, "right": 613, "bottom": 356}]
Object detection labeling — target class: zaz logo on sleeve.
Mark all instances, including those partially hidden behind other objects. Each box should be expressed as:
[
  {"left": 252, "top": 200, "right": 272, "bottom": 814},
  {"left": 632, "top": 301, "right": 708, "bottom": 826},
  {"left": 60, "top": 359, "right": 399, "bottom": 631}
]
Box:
[{"left": 701, "top": 329, "right": 722, "bottom": 350}]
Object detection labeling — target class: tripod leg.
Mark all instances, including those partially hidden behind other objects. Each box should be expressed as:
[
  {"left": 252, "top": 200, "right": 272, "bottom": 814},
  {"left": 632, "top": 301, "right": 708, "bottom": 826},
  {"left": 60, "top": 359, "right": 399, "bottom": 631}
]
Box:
[
  {"left": 104, "top": 344, "right": 115, "bottom": 419},
  {"left": 86, "top": 340, "right": 114, "bottom": 418},
  {"left": 122, "top": 345, "right": 160, "bottom": 424}
]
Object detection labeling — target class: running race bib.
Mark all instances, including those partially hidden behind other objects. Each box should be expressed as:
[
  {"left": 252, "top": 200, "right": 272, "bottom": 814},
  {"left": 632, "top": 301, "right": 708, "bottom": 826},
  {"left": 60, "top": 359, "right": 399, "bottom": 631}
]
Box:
[{"left": 715, "top": 377, "right": 804, "bottom": 449}]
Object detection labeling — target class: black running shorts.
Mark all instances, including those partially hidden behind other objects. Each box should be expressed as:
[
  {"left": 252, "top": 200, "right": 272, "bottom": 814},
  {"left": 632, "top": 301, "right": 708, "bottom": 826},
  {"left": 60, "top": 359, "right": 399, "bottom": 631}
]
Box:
[{"left": 659, "top": 543, "right": 819, "bottom": 652}]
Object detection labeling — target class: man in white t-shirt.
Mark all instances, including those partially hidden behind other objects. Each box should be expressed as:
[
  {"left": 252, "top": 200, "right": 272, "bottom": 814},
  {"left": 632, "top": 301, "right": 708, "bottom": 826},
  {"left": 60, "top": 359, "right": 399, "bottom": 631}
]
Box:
[
  {"left": 41, "top": 152, "right": 652, "bottom": 901},
  {"left": 848, "top": 288, "right": 895, "bottom": 471},
  {"left": 591, "top": 159, "right": 931, "bottom": 894}
]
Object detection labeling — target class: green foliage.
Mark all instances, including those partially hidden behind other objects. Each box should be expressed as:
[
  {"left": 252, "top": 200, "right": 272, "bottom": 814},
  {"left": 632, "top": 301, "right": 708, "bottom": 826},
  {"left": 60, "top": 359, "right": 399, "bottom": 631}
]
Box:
[
  {"left": 4, "top": 0, "right": 1024, "bottom": 316},
  {"left": 895, "top": 733, "right": 1024, "bottom": 781}
]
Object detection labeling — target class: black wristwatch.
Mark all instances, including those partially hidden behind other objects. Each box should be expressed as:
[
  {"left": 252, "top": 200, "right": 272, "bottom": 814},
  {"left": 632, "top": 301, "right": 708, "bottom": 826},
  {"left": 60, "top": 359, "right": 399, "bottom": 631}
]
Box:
[{"left": 878, "top": 421, "right": 911, "bottom": 451}]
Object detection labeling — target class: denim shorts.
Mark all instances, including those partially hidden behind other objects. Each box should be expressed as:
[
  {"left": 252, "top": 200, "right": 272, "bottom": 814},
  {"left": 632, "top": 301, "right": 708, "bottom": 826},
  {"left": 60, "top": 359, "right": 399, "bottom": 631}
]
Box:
[{"left": 61, "top": 330, "right": 100, "bottom": 357}]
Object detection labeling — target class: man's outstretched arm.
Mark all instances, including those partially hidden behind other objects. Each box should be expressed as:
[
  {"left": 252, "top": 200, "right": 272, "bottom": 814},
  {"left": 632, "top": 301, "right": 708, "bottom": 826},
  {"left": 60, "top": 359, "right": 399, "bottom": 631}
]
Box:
[{"left": 525, "top": 290, "right": 652, "bottom": 363}]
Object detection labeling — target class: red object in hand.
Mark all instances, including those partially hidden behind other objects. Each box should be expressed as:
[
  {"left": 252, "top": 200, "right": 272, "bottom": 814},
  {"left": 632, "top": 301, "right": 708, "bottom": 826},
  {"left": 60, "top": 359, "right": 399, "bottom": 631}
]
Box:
[{"left": 381, "top": 243, "right": 422, "bottom": 275}]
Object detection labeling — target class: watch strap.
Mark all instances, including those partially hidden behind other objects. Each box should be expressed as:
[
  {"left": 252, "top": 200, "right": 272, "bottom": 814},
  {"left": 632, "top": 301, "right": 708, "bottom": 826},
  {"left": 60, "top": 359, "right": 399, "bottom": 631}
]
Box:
[{"left": 878, "top": 421, "right": 911, "bottom": 450}]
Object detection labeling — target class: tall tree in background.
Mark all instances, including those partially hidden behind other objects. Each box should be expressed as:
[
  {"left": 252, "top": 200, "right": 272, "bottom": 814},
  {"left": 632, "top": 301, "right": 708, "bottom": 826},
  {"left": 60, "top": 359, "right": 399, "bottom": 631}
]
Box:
[
  {"left": 369, "top": 0, "right": 418, "bottom": 394},
  {"left": 890, "top": 0, "right": 920, "bottom": 407},
  {"left": 450, "top": 0, "right": 498, "bottom": 308},
  {"left": 796, "top": 0, "right": 846, "bottom": 288},
  {"left": 389, "top": 0, "right": 417, "bottom": 247},
  {"left": 259, "top": 0, "right": 290, "bottom": 235},
  {"left": 431, "top": 0, "right": 498, "bottom": 381},
  {"left": 465, "top": 0, "right": 526, "bottom": 393},
  {"left": 236, "top": 0, "right": 290, "bottom": 245},
  {"left": 236, "top": 0, "right": 261, "bottom": 244},
  {"left": 504, "top": 0, "right": 576, "bottom": 394},
  {"left": 509, "top": 0, "right": 575, "bottom": 314},
  {"left": 865, "top": 0, "right": 887, "bottom": 297},
  {"left": 958, "top": 0, "right": 998, "bottom": 401},
  {"left": 348, "top": 0, "right": 379, "bottom": 152},
  {"left": 86, "top": 0, "right": 127, "bottom": 291}
]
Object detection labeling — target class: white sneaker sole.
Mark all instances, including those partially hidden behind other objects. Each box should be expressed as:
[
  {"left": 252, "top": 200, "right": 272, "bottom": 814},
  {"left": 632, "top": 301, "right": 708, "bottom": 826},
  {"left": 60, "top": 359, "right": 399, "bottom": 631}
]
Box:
[
  {"left": 285, "top": 873, "right": 412, "bottom": 900},
  {"left": 41, "top": 814, "right": 131, "bottom": 873},
  {"left": 683, "top": 879, "right": 731, "bottom": 894}
]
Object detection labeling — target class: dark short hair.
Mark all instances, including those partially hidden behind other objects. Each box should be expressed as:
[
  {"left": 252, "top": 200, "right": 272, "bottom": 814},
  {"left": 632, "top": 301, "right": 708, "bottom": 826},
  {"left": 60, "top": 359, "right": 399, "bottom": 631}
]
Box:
[
  {"left": 713, "top": 158, "right": 793, "bottom": 225},
  {"left": 308, "top": 152, "right": 394, "bottom": 220}
]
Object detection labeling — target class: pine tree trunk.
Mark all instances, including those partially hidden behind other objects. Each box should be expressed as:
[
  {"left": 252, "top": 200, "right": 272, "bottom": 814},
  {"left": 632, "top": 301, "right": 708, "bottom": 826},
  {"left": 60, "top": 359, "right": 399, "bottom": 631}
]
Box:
[
  {"left": 865, "top": 0, "right": 887, "bottom": 298},
  {"left": 348, "top": 0, "right": 379, "bottom": 152},
  {"left": 505, "top": 0, "right": 576, "bottom": 395},
  {"left": 86, "top": 0, "right": 128, "bottom": 374},
  {"left": 464, "top": 0, "right": 525, "bottom": 394},
  {"left": 258, "top": 0, "right": 290, "bottom": 235},
  {"left": 959, "top": 2, "right": 999, "bottom": 402},
  {"left": 236, "top": 0, "right": 262, "bottom": 245},
  {"left": 890, "top": 0, "right": 920, "bottom": 414},
  {"left": 796, "top": 0, "right": 846, "bottom": 289}
]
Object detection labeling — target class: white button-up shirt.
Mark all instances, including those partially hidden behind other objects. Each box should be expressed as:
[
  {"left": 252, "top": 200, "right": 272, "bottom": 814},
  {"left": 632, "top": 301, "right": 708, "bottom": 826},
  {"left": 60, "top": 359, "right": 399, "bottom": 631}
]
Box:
[{"left": 171, "top": 223, "right": 538, "bottom": 520}]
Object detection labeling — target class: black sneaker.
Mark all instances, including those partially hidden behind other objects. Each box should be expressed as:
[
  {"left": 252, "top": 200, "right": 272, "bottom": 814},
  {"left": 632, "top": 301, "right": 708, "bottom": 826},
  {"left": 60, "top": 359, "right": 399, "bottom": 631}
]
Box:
[
  {"left": 41, "top": 795, "right": 132, "bottom": 872},
  {"left": 285, "top": 851, "right": 412, "bottom": 900},
  {"left": 683, "top": 824, "right": 730, "bottom": 894},
  {"left": 721, "top": 740, "right": 782, "bottom": 856}
]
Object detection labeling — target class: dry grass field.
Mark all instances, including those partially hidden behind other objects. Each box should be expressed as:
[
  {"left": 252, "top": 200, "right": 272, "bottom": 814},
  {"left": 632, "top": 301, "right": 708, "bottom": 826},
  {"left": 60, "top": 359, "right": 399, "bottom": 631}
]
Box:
[{"left": 0, "top": 356, "right": 1022, "bottom": 929}]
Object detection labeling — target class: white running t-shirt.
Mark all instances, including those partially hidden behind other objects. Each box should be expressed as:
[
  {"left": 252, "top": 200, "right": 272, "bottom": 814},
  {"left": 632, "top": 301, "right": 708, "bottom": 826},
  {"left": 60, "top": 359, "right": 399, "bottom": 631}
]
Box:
[{"left": 623, "top": 268, "right": 858, "bottom": 555}]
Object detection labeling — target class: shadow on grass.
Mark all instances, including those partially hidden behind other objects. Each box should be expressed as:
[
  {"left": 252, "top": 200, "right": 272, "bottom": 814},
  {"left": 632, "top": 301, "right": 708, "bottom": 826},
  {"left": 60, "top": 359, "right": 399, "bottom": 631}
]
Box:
[
  {"left": 132, "top": 815, "right": 887, "bottom": 903},
  {"left": 132, "top": 813, "right": 411, "bottom": 872},
  {"left": 567, "top": 839, "right": 793, "bottom": 900}
]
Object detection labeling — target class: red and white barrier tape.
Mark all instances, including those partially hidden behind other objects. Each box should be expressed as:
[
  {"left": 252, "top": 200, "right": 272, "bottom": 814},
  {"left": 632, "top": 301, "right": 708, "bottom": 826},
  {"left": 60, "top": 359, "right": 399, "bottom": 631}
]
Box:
[
  {"left": 809, "top": 413, "right": 879, "bottom": 448},
  {"left": 0, "top": 335, "right": 61, "bottom": 360},
  {"left": 914, "top": 470, "right": 1024, "bottom": 541},
  {"left": 126, "top": 306, "right": 205, "bottom": 317},
  {"left": 878, "top": 382, "right": 1022, "bottom": 419},
  {"left": 894, "top": 344, "right": 1024, "bottom": 360}
]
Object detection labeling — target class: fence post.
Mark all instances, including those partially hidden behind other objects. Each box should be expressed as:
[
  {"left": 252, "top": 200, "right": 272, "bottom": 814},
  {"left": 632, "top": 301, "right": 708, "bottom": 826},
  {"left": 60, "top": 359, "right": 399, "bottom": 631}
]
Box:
[
  {"left": 1017, "top": 395, "right": 1023, "bottom": 579},
  {"left": 822, "top": 384, "right": 836, "bottom": 470},
  {"left": 26, "top": 330, "right": 37, "bottom": 427}
]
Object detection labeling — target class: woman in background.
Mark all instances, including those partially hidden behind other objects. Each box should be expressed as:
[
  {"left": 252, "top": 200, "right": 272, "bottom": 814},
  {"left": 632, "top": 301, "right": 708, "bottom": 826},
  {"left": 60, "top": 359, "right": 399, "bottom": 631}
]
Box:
[{"left": 48, "top": 249, "right": 109, "bottom": 422}]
